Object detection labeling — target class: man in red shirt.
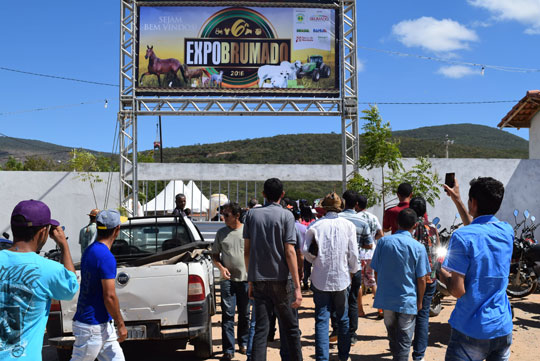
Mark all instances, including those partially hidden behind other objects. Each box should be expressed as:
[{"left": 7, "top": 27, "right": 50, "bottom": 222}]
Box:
[{"left": 383, "top": 183, "right": 413, "bottom": 234}]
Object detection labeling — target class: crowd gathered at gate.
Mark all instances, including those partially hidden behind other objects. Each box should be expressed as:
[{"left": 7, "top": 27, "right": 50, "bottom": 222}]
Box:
[{"left": 0, "top": 175, "right": 514, "bottom": 361}]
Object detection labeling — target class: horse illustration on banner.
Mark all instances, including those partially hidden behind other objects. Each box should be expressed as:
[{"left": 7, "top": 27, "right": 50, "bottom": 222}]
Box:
[{"left": 139, "top": 45, "right": 185, "bottom": 87}]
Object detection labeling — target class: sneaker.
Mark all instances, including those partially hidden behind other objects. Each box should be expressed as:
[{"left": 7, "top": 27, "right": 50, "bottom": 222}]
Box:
[
  {"left": 220, "top": 353, "right": 233, "bottom": 361},
  {"left": 377, "top": 309, "right": 384, "bottom": 319},
  {"left": 329, "top": 330, "right": 338, "bottom": 343},
  {"left": 238, "top": 346, "right": 247, "bottom": 355},
  {"left": 350, "top": 334, "right": 358, "bottom": 345}
]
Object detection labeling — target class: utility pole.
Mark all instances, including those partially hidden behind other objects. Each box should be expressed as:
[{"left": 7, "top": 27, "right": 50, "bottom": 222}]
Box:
[{"left": 444, "top": 134, "right": 454, "bottom": 158}]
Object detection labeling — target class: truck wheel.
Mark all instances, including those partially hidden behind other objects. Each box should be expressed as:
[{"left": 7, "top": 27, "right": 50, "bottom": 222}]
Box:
[
  {"left": 296, "top": 70, "right": 304, "bottom": 79},
  {"left": 312, "top": 69, "right": 320, "bottom": 82},
  {"left": 56, "top": 348, "right": 73, "bottom": 361},
  {"left": 193, "top": 313, "right": 213, "bottom": 359}
]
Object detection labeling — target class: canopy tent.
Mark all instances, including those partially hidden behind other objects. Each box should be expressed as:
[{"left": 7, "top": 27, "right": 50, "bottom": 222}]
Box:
[{"left": 143, "top": 180, "right": 210, "bottom": 213}]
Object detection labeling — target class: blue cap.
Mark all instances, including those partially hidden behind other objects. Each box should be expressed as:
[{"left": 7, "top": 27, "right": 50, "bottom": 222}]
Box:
[{"left": 96, "top": 209, "right": 121, "bottom": 230}]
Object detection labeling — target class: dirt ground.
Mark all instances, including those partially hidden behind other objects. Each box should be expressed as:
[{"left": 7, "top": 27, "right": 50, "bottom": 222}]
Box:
[{"left": 43, "top": 289, "right": 540, "bottom": 360}]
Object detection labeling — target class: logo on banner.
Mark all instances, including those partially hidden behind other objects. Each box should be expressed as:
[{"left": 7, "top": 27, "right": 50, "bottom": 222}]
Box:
[
  {"left": 184, "top": 7, "right": 291, "bottom": 88},
  {"left": 296, "top": 36, "right": 314, "bottom": 43},
  {"left": 310, "top": 15, "right": 329, "bottom": 22},
  {"left": 313, "top": 28, "right": 327, "bottom": 33}
]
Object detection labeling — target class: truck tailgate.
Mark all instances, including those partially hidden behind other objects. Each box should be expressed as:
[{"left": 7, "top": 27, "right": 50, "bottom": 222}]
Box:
[{"left": 60, "top": 263, "right": 189, "bottom": 333}]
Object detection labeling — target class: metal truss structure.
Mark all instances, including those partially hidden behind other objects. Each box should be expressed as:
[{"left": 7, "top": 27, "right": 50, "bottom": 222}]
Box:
[{"left": 119, "top": 0, "right": 359, "bottom": 213}]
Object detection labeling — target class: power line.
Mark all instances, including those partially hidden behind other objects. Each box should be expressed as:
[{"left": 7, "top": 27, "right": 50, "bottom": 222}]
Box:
[
  {"left": 359, "top": 100, "right": 519, "bottom": 105},
  {"left": 357, "top": 45, "right": 540, "bottom": 73},
  {"left": 0, "top": 100, "right": 107, "bottom": 116},
  {"left": 0, "top": 66, "right": 119, "bottom": 87}
]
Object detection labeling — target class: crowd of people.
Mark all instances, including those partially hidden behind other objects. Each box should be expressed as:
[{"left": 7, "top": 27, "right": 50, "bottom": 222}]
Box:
[
  {"left": 211, "top": 176, "right": 514, "bottom": 361},
  {"left": 0, "top": 175, "right": 514, "bottom": 361}
]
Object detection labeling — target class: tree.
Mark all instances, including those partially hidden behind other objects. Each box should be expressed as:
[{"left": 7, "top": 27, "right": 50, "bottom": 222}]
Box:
[
  {"left": 3, "top": 156, "right": 24, "bottom": 171},
  {"left": 348, "top": 106, "right": 441, "bottom": 213},
  {"left": 385, "top": 157, "right": 441, "bottom": 207},
  {"left": 350, "top": 105, "right": 403, "bottom": 212},
  {"left": 69, "top": 149, "right": 103, "bottom": 208}
]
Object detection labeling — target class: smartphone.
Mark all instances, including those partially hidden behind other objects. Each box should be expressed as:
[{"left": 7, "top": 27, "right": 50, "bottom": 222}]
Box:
[{"left": 445, "top": 173, "right": 455, "bottom": 188}]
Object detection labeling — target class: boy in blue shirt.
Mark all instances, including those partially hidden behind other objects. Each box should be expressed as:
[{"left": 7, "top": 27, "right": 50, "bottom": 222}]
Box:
[
  {"left": 71, "top": 210, "right": 127, "bottom": 361},
  {"left": 0, "top": 200, "right": 78, "bottom": 361},
  {"left": 371, "top": 208, "right": 431, "bottom": 361},
  {"left": 440, "top": 177, "right": 513, "bottom": 361}
]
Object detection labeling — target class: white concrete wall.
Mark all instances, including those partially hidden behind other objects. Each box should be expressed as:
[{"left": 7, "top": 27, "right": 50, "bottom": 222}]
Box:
[
  {"left": 530, "top": 111, "right": 540, "bottom": 159},
  {"left": 0, "top": 171, "right": 120, "bottom": 261}
]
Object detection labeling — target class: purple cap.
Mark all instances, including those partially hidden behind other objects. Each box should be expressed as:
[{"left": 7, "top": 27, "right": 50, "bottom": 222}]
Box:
[{"left": 11, "top": 200, "right": 60, "bottom": 227}]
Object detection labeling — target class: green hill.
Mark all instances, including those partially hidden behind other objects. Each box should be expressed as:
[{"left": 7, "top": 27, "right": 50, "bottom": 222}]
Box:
[{"left": 156, "top": 124, "right": 528, "bottom": 164}]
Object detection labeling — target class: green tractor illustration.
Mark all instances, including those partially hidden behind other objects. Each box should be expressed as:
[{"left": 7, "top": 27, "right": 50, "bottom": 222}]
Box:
[{"left": 296, "top": 55, "right": 331, "bottom": 82}]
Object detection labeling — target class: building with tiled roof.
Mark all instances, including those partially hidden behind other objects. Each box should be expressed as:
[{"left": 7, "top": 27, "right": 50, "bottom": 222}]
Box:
[{"left": 498, "top": 90, "right": 540, "bottom": 159}]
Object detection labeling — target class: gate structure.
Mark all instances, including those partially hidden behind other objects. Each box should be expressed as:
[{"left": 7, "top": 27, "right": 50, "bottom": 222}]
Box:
[{"left": 119, "top": 0, "right": 359, "bottom": 213}]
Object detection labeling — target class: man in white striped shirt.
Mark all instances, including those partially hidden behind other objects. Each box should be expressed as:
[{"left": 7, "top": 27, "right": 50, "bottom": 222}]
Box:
[{"left": 302, "top": 192, "right": 359, "bottom": 361}]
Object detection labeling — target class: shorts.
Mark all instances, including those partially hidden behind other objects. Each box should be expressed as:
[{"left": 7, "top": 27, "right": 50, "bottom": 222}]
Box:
[{"left": 361, "top": 259, "right": 376, "bottom": 287}]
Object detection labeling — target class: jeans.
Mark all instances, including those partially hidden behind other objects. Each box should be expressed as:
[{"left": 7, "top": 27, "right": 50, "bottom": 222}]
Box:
[
  {"left": 220, "top": 280, "right": 250, "bottom": 355},
  {"left": 383, "top": 310, "right": 416, "bottom": 361},
  {"left": 251, "top": 280, "right": 303, "bottom": 361},
  {"left": 412, "top": 280, "right": 437, "bottom": 360},
  {"left": 313, "top": 286, "right": 350, "bottom": 361},
  {"left": 70, "top": 321, "right": 125, "bottom": 361},
  {"left": 445, "top": 328, "right": 512, "bottom": 361},
  {"left": 330, "top": 271, "right": 360, "bottom": 338},
  {"left": 246, "top": 300, "right": 256, "bottom": 361},
  {"left": 348, "top": 270, "right": 362, "bottom": 337},
  {"left": 303, "top": 259, "right": 312, "bottom": 287}
]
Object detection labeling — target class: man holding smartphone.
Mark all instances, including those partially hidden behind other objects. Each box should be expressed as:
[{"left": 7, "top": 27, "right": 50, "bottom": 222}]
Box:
[
  {"left": 440, "top": 177, "right": 513, "bottom": 361},
  {"left": 0, "top": 200, "right": 78, "bottom": 361}
]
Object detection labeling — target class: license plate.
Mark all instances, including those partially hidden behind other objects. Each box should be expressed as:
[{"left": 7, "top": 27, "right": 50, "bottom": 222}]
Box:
[{"left": 126, "top": 325, "right": 147, "bottom": 340}]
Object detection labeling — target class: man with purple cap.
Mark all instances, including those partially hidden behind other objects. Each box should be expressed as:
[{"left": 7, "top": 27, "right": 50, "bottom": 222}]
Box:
[
  {"left": 70, "top": 209, "right": 127, "bottom": 361},
  {"left": 0, "top": 200, "right": 78, "bottom": 361}
]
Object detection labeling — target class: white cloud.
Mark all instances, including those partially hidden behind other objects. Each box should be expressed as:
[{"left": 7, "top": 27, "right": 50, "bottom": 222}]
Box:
[
  {"left": 392, "top": 17, "right": 479, "bottom": 52},
  {"left": 357, "top": 60, "right": 365, "bottom": 72},
  {"left": 437, "top": 65, "right": 480, "bottom": 78},
  {"left": 468, "top": 0, "right": 540, "bottom": 34}
]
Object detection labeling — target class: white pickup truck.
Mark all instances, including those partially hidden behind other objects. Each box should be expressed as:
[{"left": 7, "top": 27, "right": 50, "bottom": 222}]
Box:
[{"left": 46, "top": 216, "right": 216, "bottom": 360}]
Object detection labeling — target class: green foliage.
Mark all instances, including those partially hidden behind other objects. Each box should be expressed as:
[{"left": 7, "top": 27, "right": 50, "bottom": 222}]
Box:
[
  {"left": 69, "top": 149, "right": 103, "bottom": 208},
  {"left": 359, "top": 106, "right": 403, "bottom": 172},
  {"left": 23, "top": 156, "right": 57, "bottom": 171},
  {"left": 3, "top": 156, "right": 24, "bottom": 171},
  {"left": 347, "top": 174, "right": 380, "bottom": 208},
  {"left": 385, "top": 157, "right": 441, "bottom": 207}
]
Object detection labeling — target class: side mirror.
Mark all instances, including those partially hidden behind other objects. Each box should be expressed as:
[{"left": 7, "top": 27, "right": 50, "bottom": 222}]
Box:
[
  {"left": 531, "top": 216, "right": 536, "bottom": 223},
  {"left": 437, "top": 224, "right": 441, "bottom": 230},
  {"left": 455, "top": 213, "right": 460, "bottom": 219},
  {"left": 514, "top": 209, "right": 519, "bottom": 217},
  {"left": 524, "top": 210, "right": 530, "bottom": 219},
  {"left": 432, "top": 217, "right": 440, "bottom": 226}
]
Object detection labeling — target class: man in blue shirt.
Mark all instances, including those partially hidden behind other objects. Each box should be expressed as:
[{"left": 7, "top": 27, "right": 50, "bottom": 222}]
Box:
[
  {"left": 440, "top": 177, "right": 513, "bottom": 361},
  {"left": 371, "top": 208, "right": 431, "bottom": 361},
  {"left": 71, "top": 210, "right": 127, "bottom": 361},
  {"left": 0, "top": 199, "right": 78, "bottom": 361}
]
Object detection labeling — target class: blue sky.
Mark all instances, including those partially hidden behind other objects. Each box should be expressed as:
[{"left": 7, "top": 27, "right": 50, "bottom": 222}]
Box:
[{"left": 0, "top": 0, "right": 538, "bottom": 156}]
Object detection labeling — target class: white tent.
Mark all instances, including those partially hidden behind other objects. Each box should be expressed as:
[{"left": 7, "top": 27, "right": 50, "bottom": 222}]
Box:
[{"left": 143, "top": 180, "right": 209, "bottom": 213}]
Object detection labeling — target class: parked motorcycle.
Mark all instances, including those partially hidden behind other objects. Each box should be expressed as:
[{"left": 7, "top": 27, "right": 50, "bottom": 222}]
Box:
[
  {"left": 507, "top": 209, "right": 540, "bottom": 298},
  {"left": 429, "top": 214, "right": 462, "bottom": 317}
]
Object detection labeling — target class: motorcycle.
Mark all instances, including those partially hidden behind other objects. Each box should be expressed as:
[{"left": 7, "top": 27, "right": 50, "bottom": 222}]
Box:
[
  {"left": 507, "top": 209, "right": 540, "bottom": 298},
  {"left": 429, "top": 214, "right": 462, "bottom": 317}
]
